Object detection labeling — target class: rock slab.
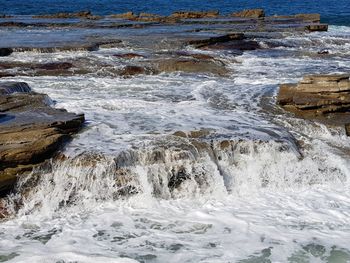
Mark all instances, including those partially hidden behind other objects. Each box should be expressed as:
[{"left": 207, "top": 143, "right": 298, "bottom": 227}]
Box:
[{"left": 0, "top": 82, "right": 85, "bottom": 194}]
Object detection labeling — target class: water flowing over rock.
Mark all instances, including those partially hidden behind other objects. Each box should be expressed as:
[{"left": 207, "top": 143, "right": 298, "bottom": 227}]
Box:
[{"left": 0, "top": 82, "right": 84, "bottom": 194}]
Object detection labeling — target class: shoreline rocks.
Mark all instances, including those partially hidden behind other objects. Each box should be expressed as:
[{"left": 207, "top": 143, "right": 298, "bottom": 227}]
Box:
[
  {"left": 277, "top": 74, "right": 350, "bottom": 134},
  {"left": 0, "top": 82, "right": 85, "bottom": 195}
]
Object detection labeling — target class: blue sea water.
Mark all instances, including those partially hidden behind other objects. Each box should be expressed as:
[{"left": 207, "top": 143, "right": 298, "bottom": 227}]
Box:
[{"left": 0, "top": 0, "right": 349, "bottom": 26}]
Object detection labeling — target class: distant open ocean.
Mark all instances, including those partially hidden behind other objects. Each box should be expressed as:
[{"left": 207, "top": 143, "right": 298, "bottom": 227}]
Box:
[{"left": 1, "top": 0, "right": 350, "bottom": 25}]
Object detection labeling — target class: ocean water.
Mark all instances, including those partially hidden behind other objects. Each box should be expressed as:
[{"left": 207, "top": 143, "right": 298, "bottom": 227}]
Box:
[
  {"left": 0, "top": 0, "right": 349, "bottom": 25},
  {"left": 1, "top": 2, "right": 350, "bottom": 263}
]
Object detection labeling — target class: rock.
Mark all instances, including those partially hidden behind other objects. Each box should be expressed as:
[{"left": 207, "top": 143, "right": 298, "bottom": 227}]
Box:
[
  {"left": 170, "top": 11, "right": 219, "bottom": 19},
  {"left": 113, "top": 53, "right": 145, "bottom": 59},
  {"left": 37, "top": 62, "right": 74, "bottom": 70},
  {"left": 187, "top": 33, "right": 245, "bottom": 48},
  {"left": 306, "top": 24, "right": 328, "bottom": 32},
  {"left": 119, "top": 65, "right": 147, "bottom": 76},
  {"left": 33, "top": 11, "right": 93, "bottom": 19},
  {"left": 0, "top": 48, "right": 13, "bottom": 57},
  {"left": 0, "top": 72, "right": 15, "bottom": 78},
  {"left": 0, "top": 82, "right": 84, "bottom": 194},
  {"left": 277, "top": 74, "right": 350, "bottom": 134},
  {"left": 294, "top": 13, "right": 321, "bottom": 23},
  {"left": 154, "top": 58, "right": 228, "bottom": 75},
  {"left": 232, "top": 9, "right": 265, "bottom": 18}
]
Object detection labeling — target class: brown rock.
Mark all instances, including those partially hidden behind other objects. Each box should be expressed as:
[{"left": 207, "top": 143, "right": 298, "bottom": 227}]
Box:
[
  {"left": 33, "top": 11, "right": 93, "bottom": 19},
  {"left": 277, "top": 74, "right": 350, "bottom": 135},
  {"left": 232, "top": 9, "right": 265, "bottom": 18},
  {"left": 0, "top": 82, "right": 85, "bottom": 194},
  {"left": 154, "top": 58, "right": 228, "bottom": 76},
  {"left": 306, "top": 24, "right": 328, "bottom": 32},
  {"left": 170, "top": 11, "right": 219, "bottom": 19}
]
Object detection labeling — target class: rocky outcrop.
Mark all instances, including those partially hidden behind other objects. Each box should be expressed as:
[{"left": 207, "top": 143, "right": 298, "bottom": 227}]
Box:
[
  {"left": 0, "top": 82, "right": 84, "bottom": 194},
  {"left": 232, "top": 9, "right": 265, "bottom": 18},
  {"left": 277, "top": 74, "right": 350, "bottom": 134},
  {"left": 170, "top": 11, "right": 219, "bottom": 19}
]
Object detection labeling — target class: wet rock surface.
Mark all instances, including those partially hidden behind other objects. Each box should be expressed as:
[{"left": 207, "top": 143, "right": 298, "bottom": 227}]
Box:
[
  {"left": 0, "top": 82, "right": 84, "bottom": 194},
  {"left": 277, "top": 74, "right": 350, "bottom": 134}
]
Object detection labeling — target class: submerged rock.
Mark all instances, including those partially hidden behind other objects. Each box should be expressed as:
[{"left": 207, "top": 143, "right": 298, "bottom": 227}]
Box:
[{"left": 0, "top": 82, "right": 84, "bottom": 194}]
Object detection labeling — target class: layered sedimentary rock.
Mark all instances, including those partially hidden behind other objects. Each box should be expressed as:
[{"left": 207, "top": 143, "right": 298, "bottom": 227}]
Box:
[
  {"left": 277, "top": 74, "right": 350, "bottom": 133},
  {"left": 0, "top": 82, "right": 85, "bottom": 194}
]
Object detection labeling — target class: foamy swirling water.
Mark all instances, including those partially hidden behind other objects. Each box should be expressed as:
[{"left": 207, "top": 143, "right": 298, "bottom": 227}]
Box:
[{"left": 1, "top": 26, "right": 350, "bottom": 262}]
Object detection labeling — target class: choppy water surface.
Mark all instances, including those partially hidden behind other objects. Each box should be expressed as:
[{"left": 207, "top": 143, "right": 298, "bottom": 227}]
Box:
[
  {"left": 1, "top": 26, "right": 350, "bottom": 262},
  {"left": 1, "top": 0, "right": 350, "bottom": 25}
]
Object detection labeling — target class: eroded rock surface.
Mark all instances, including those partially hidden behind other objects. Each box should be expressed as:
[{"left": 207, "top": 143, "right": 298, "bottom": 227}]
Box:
[{"left": 0, "top": 82, "right": 84, "bottom": 194}]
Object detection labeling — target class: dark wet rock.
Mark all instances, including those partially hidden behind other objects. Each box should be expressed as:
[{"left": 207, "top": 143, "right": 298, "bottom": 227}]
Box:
[
  {"left": 37, "top": 62, "right": 74, "bottom": 70},
  {"left": 170, "top": 11, "right": 219, "bottom": 19},
  {"left": 168, "top": 167, "right": 191, "bottom": 191},
  {"left": 119, "top": 65, "right": 148, "bottom": 76},
  {"left": 0, "top": 14, "right": 13, "bottom": 19},
  {"left": 306, "top": 24, "right": 328, "bottom": 32},
  {"left": 0, "top": 82, "right": 84, "bottom": 194},
  {"left": 153, "top": 58, "right": 228, "bottom": 76},
  {"left": 277, "top": 74, "right": 350, "bottom": 134},
  {"left": 201, "top": 40, "right": 261, "bottom": 52},
  {"left": 232, "top": 9, "right": 265, "bottom": 18},
  {"left": 0, "top": 72, "right": 15, "bottom": 78},
  {"left": 113, "top": 53, "right": 145, "bottom": 59},
  {"left": 318, "top": 49, "right": 330, "bottom": 55},
  {"left": 187, "top": 33, "right": 245, "bottom": 48},
  {"left": 0, "top": 48, "right": 13, "bottom": 57}
]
